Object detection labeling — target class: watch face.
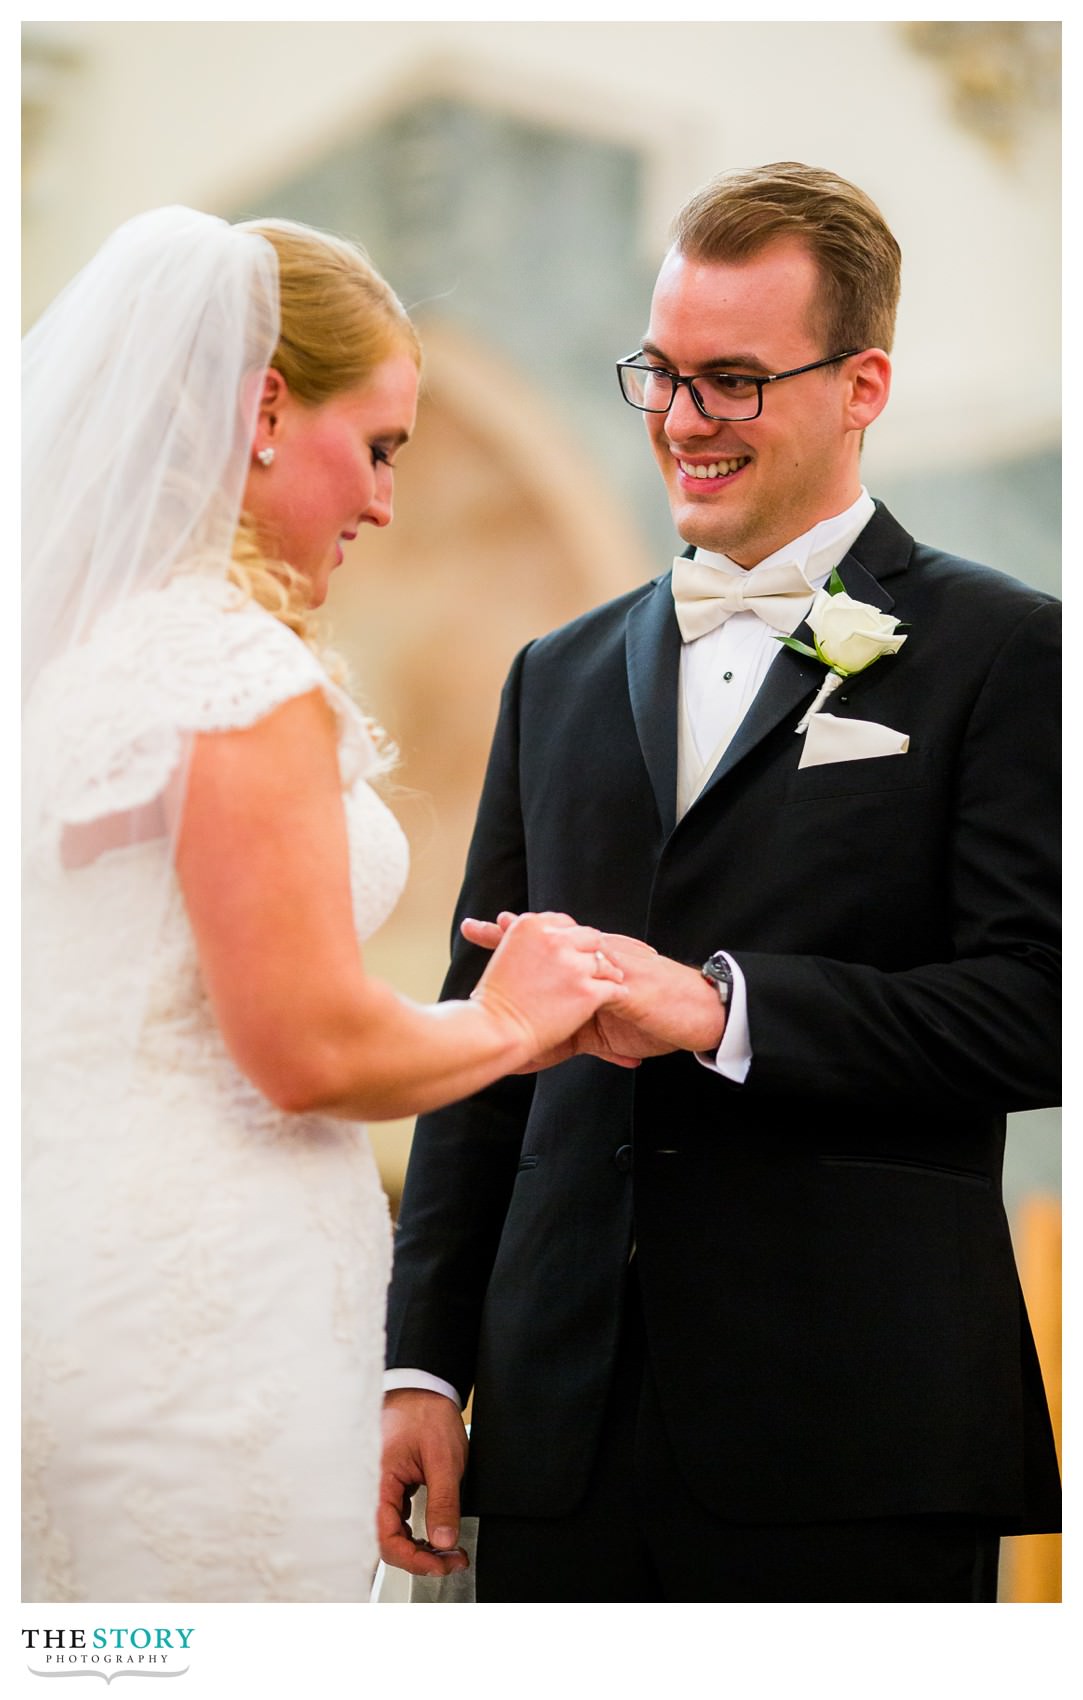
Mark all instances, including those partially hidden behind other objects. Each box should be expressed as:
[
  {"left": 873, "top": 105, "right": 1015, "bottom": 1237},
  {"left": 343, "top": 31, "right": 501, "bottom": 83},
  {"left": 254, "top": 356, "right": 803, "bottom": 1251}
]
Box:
[{"left": 702, "top": 952, "right": 732, "bottom": 1004}]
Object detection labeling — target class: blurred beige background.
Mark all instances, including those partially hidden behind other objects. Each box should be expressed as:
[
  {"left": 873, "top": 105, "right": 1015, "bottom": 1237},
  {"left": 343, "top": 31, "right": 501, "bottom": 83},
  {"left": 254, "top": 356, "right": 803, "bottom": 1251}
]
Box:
[{"left": 22, "top": 19, "right": 1062, "bottom": 1598}]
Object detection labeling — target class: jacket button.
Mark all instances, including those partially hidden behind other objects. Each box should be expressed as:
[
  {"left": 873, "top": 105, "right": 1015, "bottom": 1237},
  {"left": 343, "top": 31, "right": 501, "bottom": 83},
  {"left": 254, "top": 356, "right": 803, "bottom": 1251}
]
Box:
[{"left": 614, "top": 1144, "right": 633, "bottom": 1172}]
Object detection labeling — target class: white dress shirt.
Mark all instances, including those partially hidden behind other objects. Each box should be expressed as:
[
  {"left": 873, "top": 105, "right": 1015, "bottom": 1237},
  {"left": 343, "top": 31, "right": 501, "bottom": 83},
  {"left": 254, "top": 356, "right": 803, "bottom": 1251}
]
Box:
[
  {"left": 686, "top": 489, "right": 875, "bottom": 1083},
  {"left": 384, "top": 491, "right": 876, "bottom": 1408}
]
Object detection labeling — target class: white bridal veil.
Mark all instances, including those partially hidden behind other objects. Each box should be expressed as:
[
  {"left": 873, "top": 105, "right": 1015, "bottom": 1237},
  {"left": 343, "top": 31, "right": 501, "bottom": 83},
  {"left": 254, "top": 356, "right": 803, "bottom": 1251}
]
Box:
[
  {"left": 22, "top": 207, "right": 281, "bottom": 1054},
  {"left": 23, "top": 205, "right": 279, "bottom": 700}
]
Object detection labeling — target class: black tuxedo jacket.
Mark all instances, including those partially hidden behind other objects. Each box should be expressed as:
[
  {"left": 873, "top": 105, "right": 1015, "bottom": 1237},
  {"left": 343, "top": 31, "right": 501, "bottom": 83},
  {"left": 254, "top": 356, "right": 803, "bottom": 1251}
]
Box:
[{"left": 386, "top": 502, "right": 1061, "bottom": 1532}]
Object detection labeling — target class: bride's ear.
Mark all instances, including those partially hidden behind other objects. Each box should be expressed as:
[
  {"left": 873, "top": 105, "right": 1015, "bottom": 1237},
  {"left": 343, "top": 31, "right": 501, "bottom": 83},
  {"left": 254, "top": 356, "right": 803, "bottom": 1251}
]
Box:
[{"left": 246, "top": 368, "right": 291, "bottom": 457}]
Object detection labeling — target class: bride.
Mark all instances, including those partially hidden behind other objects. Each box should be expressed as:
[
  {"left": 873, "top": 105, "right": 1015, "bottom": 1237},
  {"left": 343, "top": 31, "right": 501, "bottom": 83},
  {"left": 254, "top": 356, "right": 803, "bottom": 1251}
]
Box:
[{"left": 22, "top": 207, "right": 629, "bottom": 1603}]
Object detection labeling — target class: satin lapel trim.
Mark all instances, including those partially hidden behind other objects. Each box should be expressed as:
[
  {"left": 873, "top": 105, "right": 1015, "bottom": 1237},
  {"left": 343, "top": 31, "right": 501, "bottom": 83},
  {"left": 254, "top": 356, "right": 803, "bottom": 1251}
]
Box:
[
  {"left": 686, "top": 552, "right": 897, "bottom": 813},
  {"left": 834, "top": 554, "right": 896, "bottom": 615},
  {"left": 625, "top": 576, "right": 681, "bottom": 838}
]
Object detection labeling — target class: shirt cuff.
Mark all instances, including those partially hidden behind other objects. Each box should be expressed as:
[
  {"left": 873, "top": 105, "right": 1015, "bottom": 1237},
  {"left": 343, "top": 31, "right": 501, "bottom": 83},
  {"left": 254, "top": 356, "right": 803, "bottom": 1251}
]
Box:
[
  {"left": 695, "top": 951, "right": 752, "bottom": 1083},
  {"left": 383, "top": 1368, "right": 463, "bottom": 1409}
]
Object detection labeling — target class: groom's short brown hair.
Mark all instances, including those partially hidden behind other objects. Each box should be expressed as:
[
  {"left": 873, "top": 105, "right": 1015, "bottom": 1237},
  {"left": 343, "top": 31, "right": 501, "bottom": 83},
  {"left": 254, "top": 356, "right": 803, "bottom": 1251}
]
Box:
[{"left": 672, "top": 161, "right": 902, "bottom": 356}]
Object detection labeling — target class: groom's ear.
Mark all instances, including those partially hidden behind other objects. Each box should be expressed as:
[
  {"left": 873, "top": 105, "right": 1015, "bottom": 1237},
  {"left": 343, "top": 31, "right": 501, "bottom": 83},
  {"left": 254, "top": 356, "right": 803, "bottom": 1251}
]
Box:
[{"left": 843, "top": 349, "right": 891, "bottom": 433}]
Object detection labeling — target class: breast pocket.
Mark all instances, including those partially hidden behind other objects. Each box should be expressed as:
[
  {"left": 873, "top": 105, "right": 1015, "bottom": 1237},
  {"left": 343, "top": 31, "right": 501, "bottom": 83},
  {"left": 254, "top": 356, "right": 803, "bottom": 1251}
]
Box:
[{"left": 785, "top": 744, "right": 932, "bottom": 803}]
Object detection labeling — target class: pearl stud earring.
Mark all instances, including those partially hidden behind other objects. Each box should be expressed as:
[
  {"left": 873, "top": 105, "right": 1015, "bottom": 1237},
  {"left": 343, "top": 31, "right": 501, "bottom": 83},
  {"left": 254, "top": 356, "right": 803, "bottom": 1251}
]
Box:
[{"left": 256, "top": 447, "right": 275, "bottom": 467}]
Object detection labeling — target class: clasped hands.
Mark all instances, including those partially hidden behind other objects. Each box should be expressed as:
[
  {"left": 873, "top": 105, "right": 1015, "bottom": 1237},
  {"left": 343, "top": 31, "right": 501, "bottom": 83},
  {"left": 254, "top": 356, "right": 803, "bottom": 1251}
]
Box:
[{"left": 463, "top": 911, "right": 726, "bottom": 1069}]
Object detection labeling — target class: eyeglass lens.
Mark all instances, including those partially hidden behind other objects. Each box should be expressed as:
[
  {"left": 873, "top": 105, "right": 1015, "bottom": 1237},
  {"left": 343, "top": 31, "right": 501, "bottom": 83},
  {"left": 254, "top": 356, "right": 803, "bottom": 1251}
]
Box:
[{"left": 620, "top": 366, "right": 761, "bottom": 421}]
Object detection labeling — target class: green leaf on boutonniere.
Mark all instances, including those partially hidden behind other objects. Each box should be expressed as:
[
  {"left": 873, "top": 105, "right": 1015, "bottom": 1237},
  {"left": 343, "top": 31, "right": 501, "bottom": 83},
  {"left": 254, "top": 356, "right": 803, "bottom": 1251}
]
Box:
[
  {"left": 827, "top": 566, "right": 847, "bottom": 596},
  {"left": 775, "top": 636, "right": 820, "bottom": 660}
]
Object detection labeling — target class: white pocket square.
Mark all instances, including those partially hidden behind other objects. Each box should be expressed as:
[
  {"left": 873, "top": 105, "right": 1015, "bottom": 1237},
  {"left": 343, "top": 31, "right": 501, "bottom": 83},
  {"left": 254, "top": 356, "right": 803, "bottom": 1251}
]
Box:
[{"left": 798, "top": 712, "right": 909, "bottom": 769}]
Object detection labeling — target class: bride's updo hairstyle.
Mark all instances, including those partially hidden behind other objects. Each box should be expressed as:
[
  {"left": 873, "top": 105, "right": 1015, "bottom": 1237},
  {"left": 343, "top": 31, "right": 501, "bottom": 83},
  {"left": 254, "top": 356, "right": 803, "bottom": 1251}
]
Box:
[{"left": 230, "top": 218, "right": 421, "bottom": 644}]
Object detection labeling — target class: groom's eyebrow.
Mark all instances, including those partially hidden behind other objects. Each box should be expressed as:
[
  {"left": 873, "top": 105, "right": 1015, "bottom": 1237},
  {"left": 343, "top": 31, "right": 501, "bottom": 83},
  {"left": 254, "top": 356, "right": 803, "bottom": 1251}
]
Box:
[{"left": 640, "top": 338, "right": 772, "bottom": 374}]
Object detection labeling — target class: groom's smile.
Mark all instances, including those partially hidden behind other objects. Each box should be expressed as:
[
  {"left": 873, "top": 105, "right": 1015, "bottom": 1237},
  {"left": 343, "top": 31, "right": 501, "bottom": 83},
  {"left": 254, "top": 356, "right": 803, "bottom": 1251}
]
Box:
[{"left": 675, "top": 453, "right": 753, "bottom": 486}]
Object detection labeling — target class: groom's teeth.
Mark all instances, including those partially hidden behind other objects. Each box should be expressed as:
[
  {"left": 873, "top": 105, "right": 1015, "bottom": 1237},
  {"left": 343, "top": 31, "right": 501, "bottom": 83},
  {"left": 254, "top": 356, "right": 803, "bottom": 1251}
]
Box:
[{"left": 680, "top": 457, "right": 750, "bottom": 478}]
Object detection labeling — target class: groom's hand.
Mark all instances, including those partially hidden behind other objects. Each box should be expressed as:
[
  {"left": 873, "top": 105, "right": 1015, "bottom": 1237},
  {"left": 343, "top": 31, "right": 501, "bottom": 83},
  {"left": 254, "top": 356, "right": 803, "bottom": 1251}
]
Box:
[
  {"left": 467, "top": 920, "right": 725, "bottom": 1055},
  {"left": 599, "top": 934, "right": 726, "bottom": 1054},
  {"left": 461, "top": 915, "right": 664, "bottom": 1068},
  {"left": 379, "top": 1390, "right": 470, "bottom": 1576},
  {"left": 462, "top": 917, "right": 690, "bottom": 1062},
  {"left": 490, "top": 923, "right": 723, "bottom": 1055},
  {"left": 579, "top": 934, "right": 678, "bottom": 1059}
]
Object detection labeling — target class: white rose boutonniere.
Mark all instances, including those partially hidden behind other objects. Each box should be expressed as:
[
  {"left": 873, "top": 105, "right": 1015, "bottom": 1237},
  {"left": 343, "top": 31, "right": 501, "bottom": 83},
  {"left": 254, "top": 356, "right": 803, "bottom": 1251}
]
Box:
[{"left": 778, "top": 568, "right": 907, "bottom": 732}]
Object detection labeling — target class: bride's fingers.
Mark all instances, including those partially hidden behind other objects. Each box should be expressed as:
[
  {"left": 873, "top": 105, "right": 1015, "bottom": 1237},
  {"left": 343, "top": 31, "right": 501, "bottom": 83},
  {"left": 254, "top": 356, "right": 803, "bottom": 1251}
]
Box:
[
  {"left": 590, "top": 950, "right": 625, "bottom": 985},
  {"left": 549, "top": 927, "right": 626, "bottom": 987},
  {"left": 540, "top": 921, "right": 617, "bottom": 958},
  {"left": 461, "top": 909, "right": 532, "bottom": 949},
  {"left": 465, "top": 917, "right": 646, "bottom": 966},
  {"left": 461, "top": 918, "right": 504, "bottom": 950},
  {"left": 539, "top": 922, "right": 595, "bottom": 942},
  {"left": 601, "top": 932, "right": 658, "bottom": 956}
]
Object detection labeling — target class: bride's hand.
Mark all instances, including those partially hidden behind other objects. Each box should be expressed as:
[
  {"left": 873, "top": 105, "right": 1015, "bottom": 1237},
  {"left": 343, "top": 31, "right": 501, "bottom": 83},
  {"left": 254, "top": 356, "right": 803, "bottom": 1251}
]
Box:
[
  {"left": 469, "top": 911, "right": 628, "bottom": 1067},
  {"left": 460, "top": 911, "right": 519, "bottom": 953},
  {"left": 463, "top": 914, "right": 659, "bottom": 966},
  {"left": 462, "top": 914, "right": 668, "bottom": 1068}
]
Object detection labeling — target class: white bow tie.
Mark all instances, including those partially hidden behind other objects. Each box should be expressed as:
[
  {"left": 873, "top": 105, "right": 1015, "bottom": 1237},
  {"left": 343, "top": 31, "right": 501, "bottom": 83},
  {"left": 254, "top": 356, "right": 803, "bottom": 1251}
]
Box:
[{"left": 671, "top": 554, "right": 815, "bottom": 641}]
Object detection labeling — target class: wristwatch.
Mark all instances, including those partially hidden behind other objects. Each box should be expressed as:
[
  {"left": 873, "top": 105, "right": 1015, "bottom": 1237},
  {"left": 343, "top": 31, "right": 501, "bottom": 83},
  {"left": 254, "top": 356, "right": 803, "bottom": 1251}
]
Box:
[{"left": 700, "top": 950, "right": 733, "bottom": 1009}]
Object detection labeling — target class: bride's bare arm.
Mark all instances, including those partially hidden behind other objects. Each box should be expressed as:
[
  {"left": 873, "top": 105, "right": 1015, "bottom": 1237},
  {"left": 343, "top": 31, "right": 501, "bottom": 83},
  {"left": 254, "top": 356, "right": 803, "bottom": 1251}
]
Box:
[{"left": 174, "top": 690, "right": 623, "bottom": 1121}]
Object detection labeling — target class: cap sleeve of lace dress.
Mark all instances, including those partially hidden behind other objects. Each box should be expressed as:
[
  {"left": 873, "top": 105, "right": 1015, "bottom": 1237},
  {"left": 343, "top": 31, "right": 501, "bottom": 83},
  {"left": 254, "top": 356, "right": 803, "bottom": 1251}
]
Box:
[{"left": 23, "top": 572, "right": 383, "bottom": 870}]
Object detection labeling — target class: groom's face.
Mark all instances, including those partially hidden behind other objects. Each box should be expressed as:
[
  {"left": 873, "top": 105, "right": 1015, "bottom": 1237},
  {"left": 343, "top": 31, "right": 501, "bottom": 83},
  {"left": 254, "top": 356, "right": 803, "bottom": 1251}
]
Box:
[{"left": 642, "top": 239, "right": 863, "bottom": 566}]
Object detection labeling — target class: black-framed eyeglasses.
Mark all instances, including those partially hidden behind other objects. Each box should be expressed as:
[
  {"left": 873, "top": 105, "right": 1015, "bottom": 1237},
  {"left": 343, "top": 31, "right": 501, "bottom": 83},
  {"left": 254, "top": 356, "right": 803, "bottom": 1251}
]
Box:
[{"left": 616, "top": 349, "right": 862, "bottom": 422}]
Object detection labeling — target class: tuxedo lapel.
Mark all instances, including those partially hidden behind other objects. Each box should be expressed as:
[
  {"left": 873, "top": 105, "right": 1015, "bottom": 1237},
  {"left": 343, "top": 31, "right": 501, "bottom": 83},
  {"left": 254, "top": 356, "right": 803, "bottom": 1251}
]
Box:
[
  {"left": 839, "top": 499, "right": 913, "bottom": 595},
  {"left": 689, "top": 640, "right": 822, "bottom": 803},
  {"left": 833, "top": 557, "right": 896, "bottom": 614},
  {"left": 625, "top": 576, "right": 681, "bottom": 837},
  {"left": 683, "top": 502, "right": 913, "bottom": 814}
]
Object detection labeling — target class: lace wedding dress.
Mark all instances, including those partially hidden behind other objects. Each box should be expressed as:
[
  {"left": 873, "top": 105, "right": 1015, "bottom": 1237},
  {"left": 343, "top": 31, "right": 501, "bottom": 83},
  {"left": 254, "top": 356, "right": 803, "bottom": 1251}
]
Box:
[{"left": 23, "top": 574, "right": 408, "bottom": 1602}]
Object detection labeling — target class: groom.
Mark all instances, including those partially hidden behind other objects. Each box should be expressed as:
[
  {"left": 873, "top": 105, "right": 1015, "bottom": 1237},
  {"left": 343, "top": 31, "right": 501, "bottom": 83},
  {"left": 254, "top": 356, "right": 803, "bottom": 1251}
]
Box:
[{"left": 379, "top": 162, "right": 1061, "bottom": 1601}]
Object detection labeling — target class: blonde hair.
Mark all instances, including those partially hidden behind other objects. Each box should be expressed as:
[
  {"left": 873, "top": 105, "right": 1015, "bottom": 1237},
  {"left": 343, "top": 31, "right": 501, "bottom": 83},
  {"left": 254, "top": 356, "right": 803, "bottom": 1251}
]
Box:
[
  {"left": 226, "top": 218, "right": 421, "bottom": 743},
  {"left": 672, "top": 162, "right": 901, "bottom": 355}
]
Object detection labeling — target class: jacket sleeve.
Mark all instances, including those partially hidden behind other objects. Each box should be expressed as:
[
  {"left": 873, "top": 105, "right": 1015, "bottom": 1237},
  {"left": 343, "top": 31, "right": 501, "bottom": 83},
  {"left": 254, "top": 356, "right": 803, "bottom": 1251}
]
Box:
[
  {"left": 384, "top": 644, "right": 537, "bottom": 1402},
  {"left": 735, "top": 599, "right": 1060, "bottom": 1111}
]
